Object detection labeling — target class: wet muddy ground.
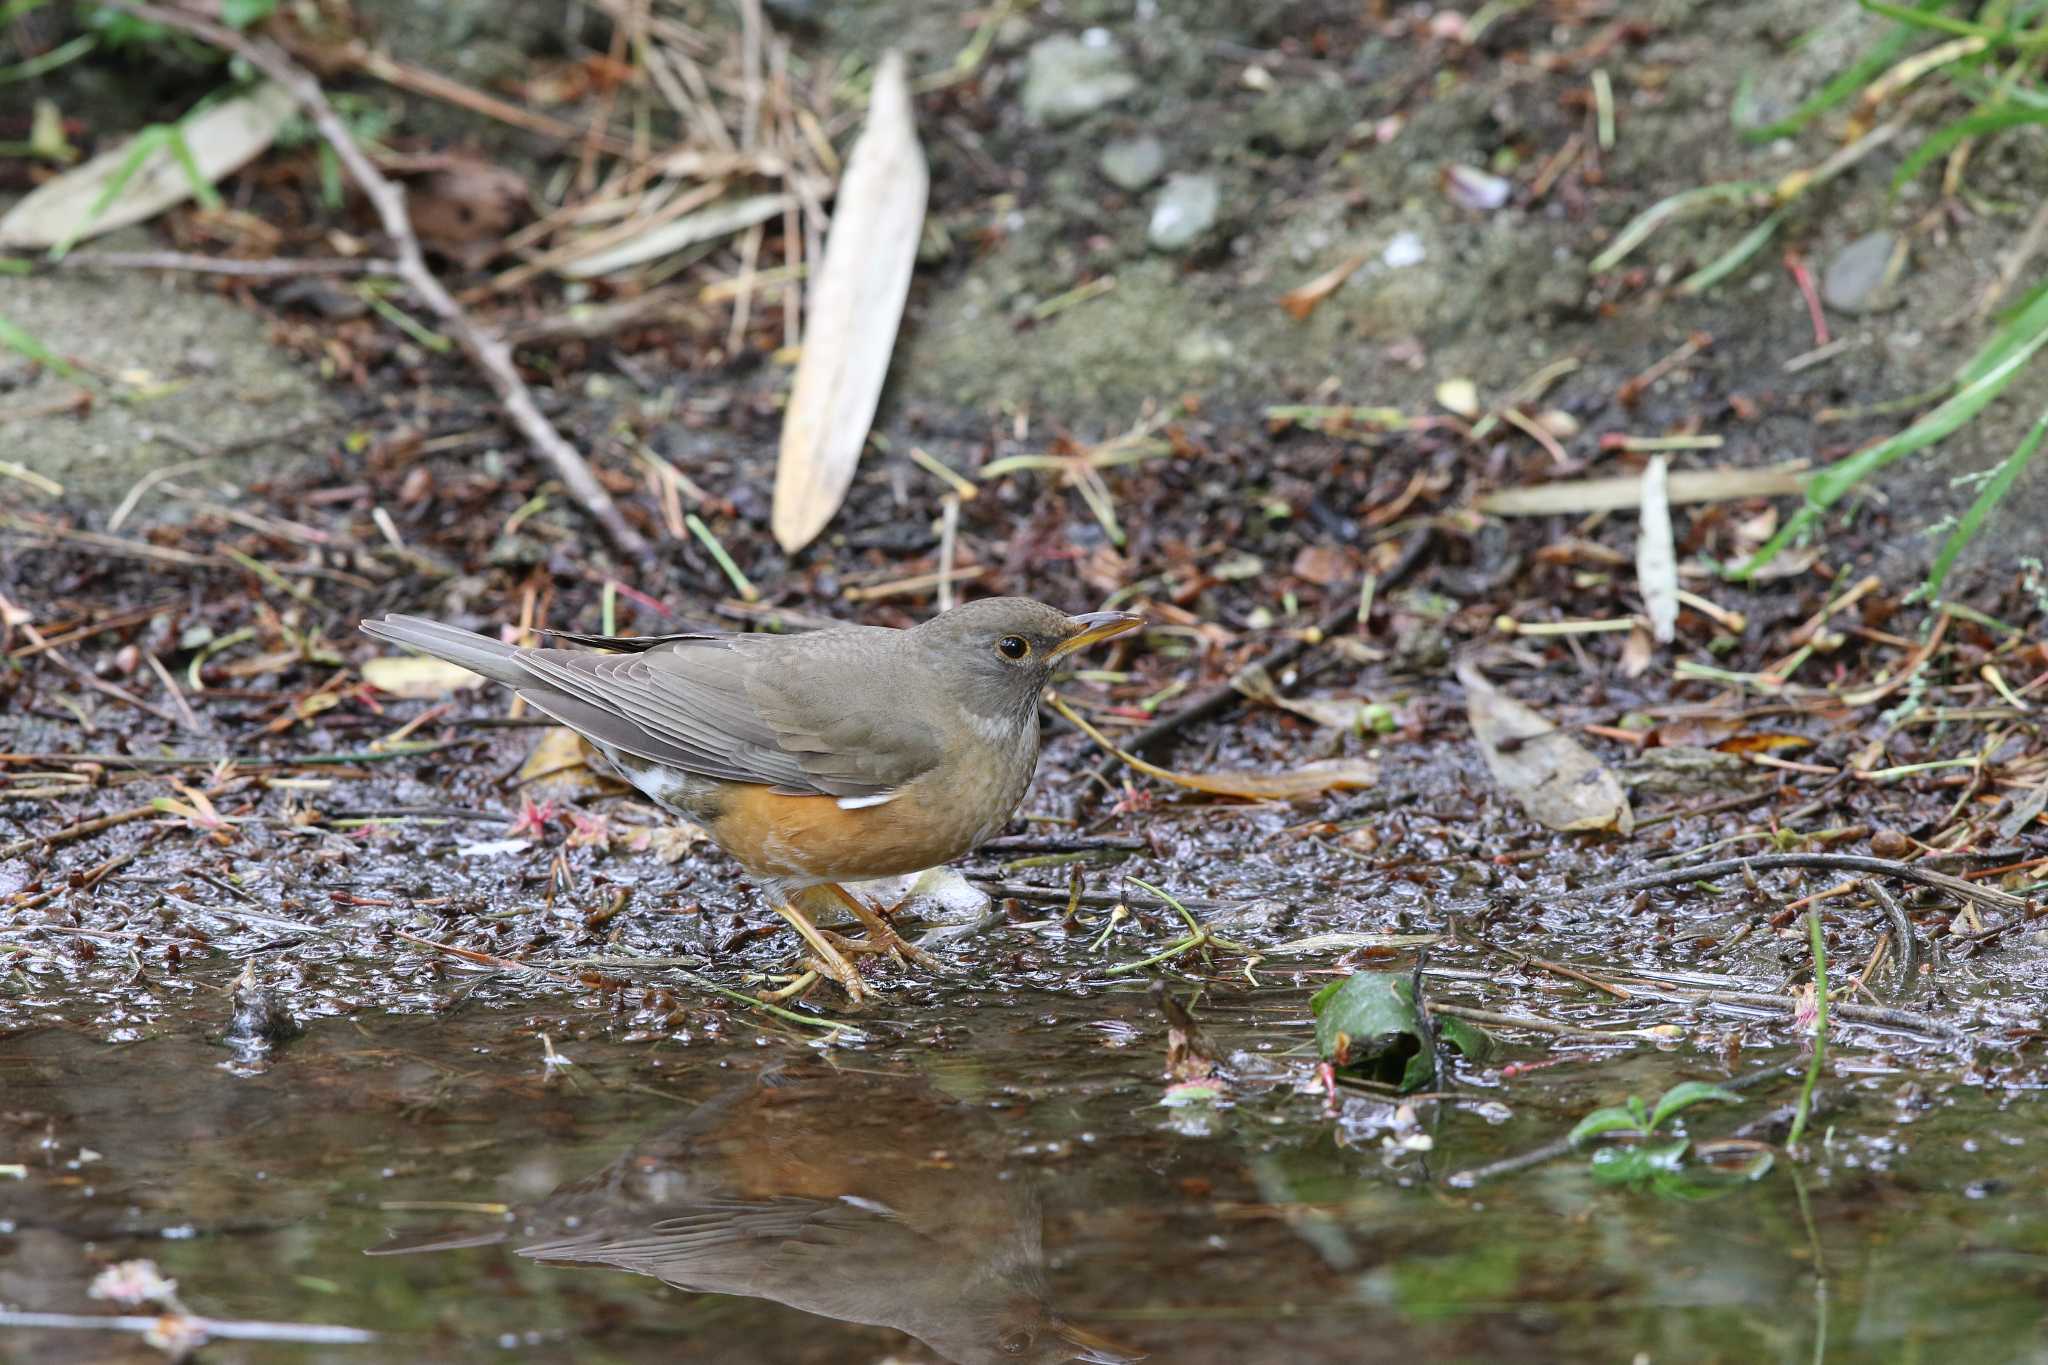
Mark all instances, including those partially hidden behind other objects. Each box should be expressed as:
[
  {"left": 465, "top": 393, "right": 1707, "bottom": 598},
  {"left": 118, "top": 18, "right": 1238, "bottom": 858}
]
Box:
[{"left": 9, "top": 0, "right": 2048, "bottom": 1361}]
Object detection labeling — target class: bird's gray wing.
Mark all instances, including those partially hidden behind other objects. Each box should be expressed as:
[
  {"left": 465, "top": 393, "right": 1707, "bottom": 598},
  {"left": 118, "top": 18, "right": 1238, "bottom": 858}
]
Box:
[
  {"left": 529, "top": 628, "right": 724, "bottom": 652},
  {"left": 511, "top": 630, "right": 942, "bottom": 799},
  {"left": 738, "top": 629, "right": 947, "bottom": 795}
]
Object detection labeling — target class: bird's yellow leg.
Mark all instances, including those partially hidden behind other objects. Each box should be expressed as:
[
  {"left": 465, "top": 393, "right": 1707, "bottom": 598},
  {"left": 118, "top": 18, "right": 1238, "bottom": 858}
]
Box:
[{"left": 771, "top": 898, "right": 868, "bottom": 1004}]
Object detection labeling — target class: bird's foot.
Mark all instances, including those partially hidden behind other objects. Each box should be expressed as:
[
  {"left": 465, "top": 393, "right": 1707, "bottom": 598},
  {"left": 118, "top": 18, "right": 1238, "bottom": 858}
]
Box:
[
  {"left": 825, "top": 884, "right": 947, "bottom": 972},
  {"left": 770, "top": 900, "right": 869, "bottom": 1004}
]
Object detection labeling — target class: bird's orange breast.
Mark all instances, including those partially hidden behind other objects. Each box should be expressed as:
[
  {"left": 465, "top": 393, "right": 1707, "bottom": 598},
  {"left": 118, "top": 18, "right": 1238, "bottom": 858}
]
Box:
[{"left": 709, "top": 781, "right": 972, "bottom": 884}]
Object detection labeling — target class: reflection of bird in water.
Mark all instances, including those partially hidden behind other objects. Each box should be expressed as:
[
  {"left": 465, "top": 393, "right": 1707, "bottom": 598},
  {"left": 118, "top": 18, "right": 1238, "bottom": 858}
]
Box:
[{"left": 371, "top": 1067, "right": 1139, "bottom": 1365}]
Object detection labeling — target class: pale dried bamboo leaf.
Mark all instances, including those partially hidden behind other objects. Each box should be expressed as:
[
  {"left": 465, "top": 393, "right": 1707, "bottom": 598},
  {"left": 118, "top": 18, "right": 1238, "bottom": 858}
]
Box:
[
  {"left": 0, "top": 83, "right": 296, "bottom": 249},
  {"left": 1636, "top": 455, "right": 1678, "bottom": 644},
  {"left": 1478, "top": 465, "right": 1807, "bottom": 516},
  {"left": 772, "top": 50, "right": 928, "bottom": 553},
  {"left": 361, "top": 655, "right": 487, "bottom": 699},
  {"left": 561, "top": 193, "right": 793, "bottom": 279}
]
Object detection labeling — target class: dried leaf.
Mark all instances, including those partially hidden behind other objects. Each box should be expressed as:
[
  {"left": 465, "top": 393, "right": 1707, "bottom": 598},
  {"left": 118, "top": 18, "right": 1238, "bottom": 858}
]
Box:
[
  {"left": 646, "top": 822, "right": 713, "bottom": 864},
  {"left": 1436, "top": 377, "right": 1481, "bottom": 418},
  {"left": 361, "top": 655, "right": 487, "bottom": 699},
  {"left": 1714, "top": 732, "right": 1813, "bottom": 755},
  {"left": 1636, "top": 455, "right": 1678, "bottom": 644},
  {"left": 1620, "top": 624, "right": 1653, "bottom": 679},
  {"left": 1236, "top": 665, "right": 1394, "bottom": 733},
  {"left": 1478, "top": 465, "right": 1808, "bottom": 516},
  {"left": 516, "top": 724, "right": 610, "bottom": 795},
  {"left": 772, "top": 51, "right": 928, "bottom": 553},
  {"left": 0, "top": 82, "right": 296, "bottom": 249},
  {"left": 561, "top": 192, "right": 792, "bottom": 279},
  {"left": 1279, "top": 248, "right": 1371, "bottom": 320},
  {"left": 1049, "top": 692, "right": 1377, "bottom": 800},
  {"left": 1290, "top": 543, "right": 1354, "bottom": 586},
  {"left": 1458, "top": 660, "right": 1633, "bottom": 834},
  {"left": 1440, "top": 163, "right": 1512, "bottom": 212}
]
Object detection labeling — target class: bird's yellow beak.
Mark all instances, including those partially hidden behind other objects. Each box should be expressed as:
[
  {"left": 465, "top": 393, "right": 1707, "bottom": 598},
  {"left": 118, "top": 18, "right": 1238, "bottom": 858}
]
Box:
[
  {"left": 1056, "top": 1318, "right": 1148, "bottom": 1363},
  {"left": 1050, "top": 610, "right": 1144, "bottom": 661}
]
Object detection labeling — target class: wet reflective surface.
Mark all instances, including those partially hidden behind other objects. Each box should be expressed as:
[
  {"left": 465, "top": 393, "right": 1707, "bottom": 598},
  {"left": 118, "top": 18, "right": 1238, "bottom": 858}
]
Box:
[{"left": 7, "top": 976, "right": 2048, "bottom": 1363}]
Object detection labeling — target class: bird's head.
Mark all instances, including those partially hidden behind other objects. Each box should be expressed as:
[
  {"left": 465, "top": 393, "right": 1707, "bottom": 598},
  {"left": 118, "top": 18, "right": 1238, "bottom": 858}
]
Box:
[{"left": 912, "top": 597, "right": 1143, "bottom": 725}]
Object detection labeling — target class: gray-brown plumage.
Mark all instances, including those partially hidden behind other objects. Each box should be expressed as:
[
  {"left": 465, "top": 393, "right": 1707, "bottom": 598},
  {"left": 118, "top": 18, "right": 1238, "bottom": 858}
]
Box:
[{"left": 360, "top": 598, "right": 1141, "bottom": 1001}]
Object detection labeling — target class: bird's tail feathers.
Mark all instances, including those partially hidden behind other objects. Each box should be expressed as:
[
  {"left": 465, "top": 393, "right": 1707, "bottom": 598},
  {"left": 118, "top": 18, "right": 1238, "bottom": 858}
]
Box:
[{"left": 359, "top": 614, "right": 529, "bottom": 687}]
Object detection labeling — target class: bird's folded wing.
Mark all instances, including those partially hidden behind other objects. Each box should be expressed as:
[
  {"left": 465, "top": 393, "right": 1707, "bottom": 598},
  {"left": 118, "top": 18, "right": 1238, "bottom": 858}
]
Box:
[
  {"left": 509, "top": 637, "right": 940, "bottom": 799},
  {"left": 739, "top": 632, "right": 946, "bottom": 793},
  {"left": 530, "top": 628, "right": 725, "bottom": 652}
]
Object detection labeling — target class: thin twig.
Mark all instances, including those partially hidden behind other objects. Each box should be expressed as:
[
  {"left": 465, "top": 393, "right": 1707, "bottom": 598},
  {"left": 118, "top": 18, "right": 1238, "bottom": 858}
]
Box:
[
  {"left": 44, "top": 250, "right": 395, "bottom": 277},
  {"left": 104, "top": 1, "right": 652, "bottom": 565},
  {"left": 1864, "top": 879, "right": 1919, "bottom": 995},
  {"left": 1564, "top": 852, "right": 2027, "bottom": 914}
]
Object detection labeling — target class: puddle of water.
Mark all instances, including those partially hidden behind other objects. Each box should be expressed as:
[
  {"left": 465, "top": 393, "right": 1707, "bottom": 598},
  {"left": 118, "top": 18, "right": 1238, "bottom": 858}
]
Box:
[{"left": 6, "top": 983, "right": 2048, "bottom": 1363}]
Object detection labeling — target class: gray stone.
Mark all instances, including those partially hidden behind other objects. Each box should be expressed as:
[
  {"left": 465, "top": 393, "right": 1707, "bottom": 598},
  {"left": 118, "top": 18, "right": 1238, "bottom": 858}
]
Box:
[
  {"left": 1022, "top": 32, "right": 1138, "bottom": 125},
  {"left": 1148, "top": 173, "right": 1221, "bottom": 252},
  {"left": 1099, "top": 135, "right": 1166, "bottom": 191},
  {"left": 1822, "top": 230, "right": 1904, "bottom": 314}
]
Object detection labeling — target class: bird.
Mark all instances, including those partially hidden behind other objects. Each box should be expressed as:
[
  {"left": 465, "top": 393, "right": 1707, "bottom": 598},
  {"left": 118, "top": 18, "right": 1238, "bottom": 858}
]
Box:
[
  {"left": 367, "top": 1066, "right": 1141, "bottom": 1364},
  {"left": 360, "top": 597, "right": 1142, "bottom": 1002}
]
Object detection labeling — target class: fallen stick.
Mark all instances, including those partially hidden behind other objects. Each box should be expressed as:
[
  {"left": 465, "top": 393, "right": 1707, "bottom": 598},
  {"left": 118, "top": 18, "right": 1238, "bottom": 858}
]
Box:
[
  {"left": 1561, "top": 851, "right": 2029, "bottom": 915},
  {"left": 103, "top": 1, "right": 652, "bottom": 565}
]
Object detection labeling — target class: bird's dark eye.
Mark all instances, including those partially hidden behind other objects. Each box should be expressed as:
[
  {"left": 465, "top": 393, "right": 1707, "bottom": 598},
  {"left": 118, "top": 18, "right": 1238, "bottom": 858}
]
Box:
[
  {"left": 996, "top": 635, "right": 1031, "bottom": 661},
  {"left": 998, "top": 1328, "right": 1034, "bottom": 1355}
]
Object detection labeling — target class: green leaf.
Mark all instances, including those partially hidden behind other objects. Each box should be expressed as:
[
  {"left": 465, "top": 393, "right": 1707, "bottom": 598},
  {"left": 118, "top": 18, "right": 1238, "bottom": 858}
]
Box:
[
  {"left": 1433, "top": 1014, "right": 1500, "bottom": 1067},
  {"left": 1647, "top": 1081, "right": 1744, "bottom": 1132},
  {"left": 220, "top": 0, "right": 277, "bottom": 28},
  {"left": 1568, "top": 1104, "right": 1647, "bottom": 1146},
  {"left": 1310, "top": 972, "right": 1498, "bottom": 1093},
  {"left": 1589, "top": 1137, "right": 1691, "bottom": 1184},
  {"left": 1311, "top": 972, "right": 1425, "bottom": 1089},
  {"left": 1926, "top": 406, "right": 2048, "bottom": 597}
]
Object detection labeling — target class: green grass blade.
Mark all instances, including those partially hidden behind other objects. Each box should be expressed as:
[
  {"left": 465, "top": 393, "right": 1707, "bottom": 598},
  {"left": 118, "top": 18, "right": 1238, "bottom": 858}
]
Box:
[
  {"left": 49, "top": 125, "right": 166, "bottom": 260},
  {"left": 1589, "top": 181, "right": 1765, "bottom": 273},
  {"left": 1734, "top": 321, "right": 2048, "bottom": 578},
  {"left": 1858, "top": 0, "right": 1998, "bottom": 40},
  {"left": 164, "top": 122, "right": 225, "bottom": 212},
  {"left": 1926, "top": 405, "right": 2048, "bottom": 595},
  {"left": 0, "top": 31, "right": 94, "bottom": 85},
  {"left": 0, "top": 311, "right": 82, "bottom": 381},
  {"left": 1677, "top": 205, "right": 1788, "bottom": 294},
  {"left": 1891, "top": 105, "right": 2048, "bottom": 190},
  {"left": 1742, "top": 1, "right": 1943, "bottom": 141},
  {"left": 1956, "top": 277, "right": 2048, "bottom": 385}
]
